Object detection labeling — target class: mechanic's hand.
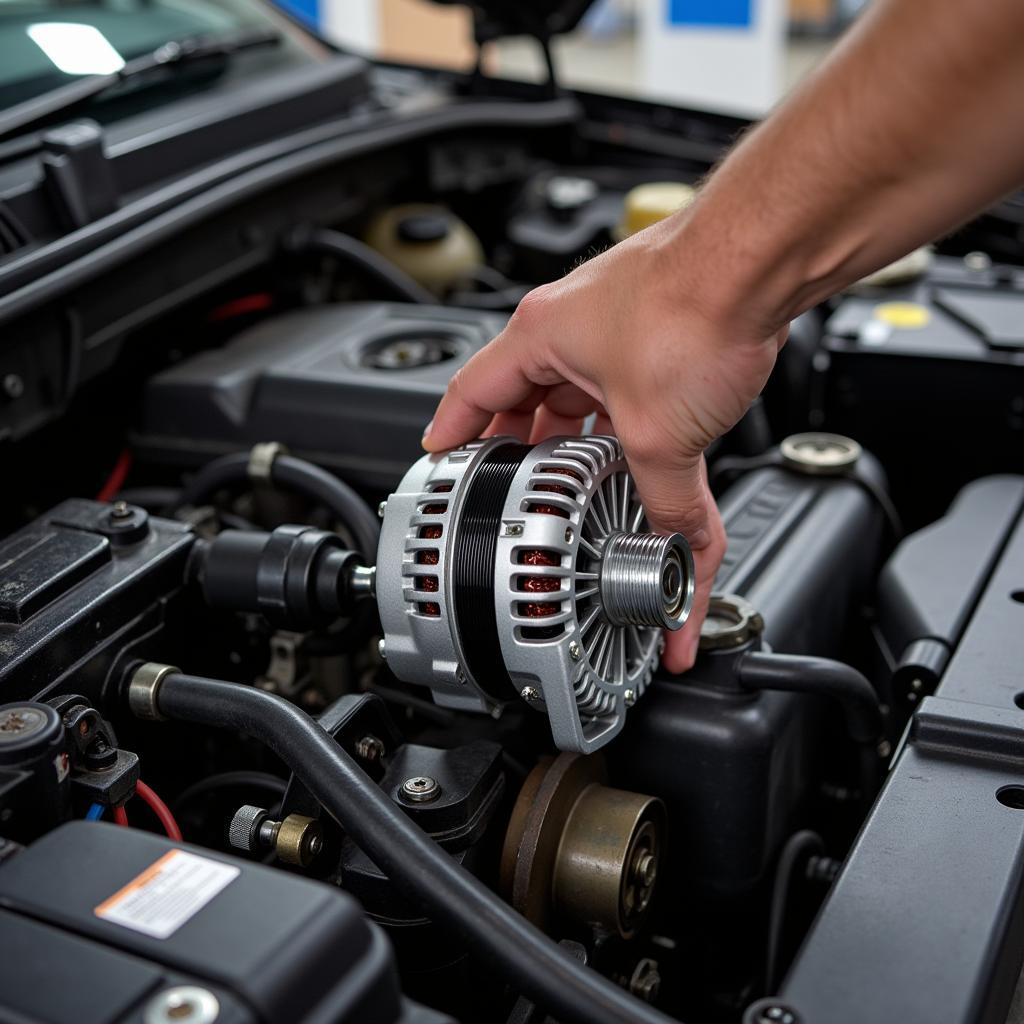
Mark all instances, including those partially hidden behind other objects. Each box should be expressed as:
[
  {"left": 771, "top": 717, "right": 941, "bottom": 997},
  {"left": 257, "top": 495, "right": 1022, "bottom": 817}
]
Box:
[{"left": 423, "top": 217, "right": 785, "bottom": 671}]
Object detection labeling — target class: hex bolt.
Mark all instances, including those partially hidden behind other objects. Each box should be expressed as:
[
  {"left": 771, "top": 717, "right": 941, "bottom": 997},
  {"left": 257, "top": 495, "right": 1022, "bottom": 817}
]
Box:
[
  {"left": 354, "top": 735, "right": 386, "bottom": 762},
  {"left": 377, "top": 500, "right": 388, "bottom": 519},
  {"left": 569, "top": 641, "right": 582, "bottom": 662},
  {"left": 504, "top": 523, "right": 524, "bottom": 537},
  {"left": 564, "top": 527, "right": 574, "bottom": 543},
  {"left": 110, "top": 500, "right": 131, "bottom": 519},
  {"left": 520, "top": 686, "right": 542, "bottom": 704},
  {"left": 401, "top": 776, "right": 440, "bottom": 803},
  {"left": 377, "top": 638, "right": 387, "bottom": 661},
  {"left": 624, "top": 688, "right": 636, "bottom": 707}
]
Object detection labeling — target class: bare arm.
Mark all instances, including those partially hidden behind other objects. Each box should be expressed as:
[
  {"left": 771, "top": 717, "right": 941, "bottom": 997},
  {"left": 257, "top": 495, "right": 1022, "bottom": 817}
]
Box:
[
  {"left": 424, "top": 0, "right": 1024, "bottom": 670},
  {"left": 680, "top": 0, "right": 1024, "bottom": 332}
]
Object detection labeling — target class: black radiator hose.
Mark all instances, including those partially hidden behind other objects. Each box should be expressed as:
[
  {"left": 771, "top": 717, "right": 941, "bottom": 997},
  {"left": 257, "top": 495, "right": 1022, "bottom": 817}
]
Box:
[
  {"left": 738, "top": 651, "right": 884, "bottom": 796},
  {"left": 284, "top": 226, "right": 436, "bottom": 305},
  {"left": 166, "top": 452, "right": 380, "bottom": 563},
  {"left": 131, "top": 670, "right": 679, "bottom": 1024},
  {"left": 737, "top": 652, "right": 882, "bottom": 745}
]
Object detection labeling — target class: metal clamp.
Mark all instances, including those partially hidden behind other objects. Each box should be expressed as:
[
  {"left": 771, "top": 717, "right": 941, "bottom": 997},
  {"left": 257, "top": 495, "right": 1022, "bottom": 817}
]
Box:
[
  {"left": 127, "top": 662, "right": 179, "bottom": 721},
  {"left": 247, "top": 442, "right": 288, "bottom": 483}
]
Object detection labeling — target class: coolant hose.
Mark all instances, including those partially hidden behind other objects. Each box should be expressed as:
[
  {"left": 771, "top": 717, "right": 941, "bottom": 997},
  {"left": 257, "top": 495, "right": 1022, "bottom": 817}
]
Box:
[
  {"left": 737, "top": 651, "right": 882, "bottom": 745},
  {"left": 129, "top": 669, "right": 679, "bottom": 1024},
  {"left": 285, "top": 226, "right": 436, "bottom": 305},
  {"left": 738, "top": 651, "right": 884, "bottom": 797},
  {"left": 167, "top": 452, "right": 380, "bottom": 563}
]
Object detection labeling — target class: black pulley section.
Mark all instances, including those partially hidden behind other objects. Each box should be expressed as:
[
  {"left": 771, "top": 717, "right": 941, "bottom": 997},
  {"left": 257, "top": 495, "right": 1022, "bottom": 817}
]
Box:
[{"left": 451, "top": 443, "right": 530, "bottom": 700}]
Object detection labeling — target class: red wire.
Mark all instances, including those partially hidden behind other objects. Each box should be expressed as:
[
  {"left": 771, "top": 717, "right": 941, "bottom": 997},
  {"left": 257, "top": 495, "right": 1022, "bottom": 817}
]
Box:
[
  {"left": 134, "top": 780, "right": 183, "bottom": 842},
  {"left": 96, "top": 448, "right": 133, "bottom": 502},
  {"left": 113, "top": 806, "right": 129, "bottom": 826},
  {"left": 207, "top": 293, "right": 273, "bottom": 322}
]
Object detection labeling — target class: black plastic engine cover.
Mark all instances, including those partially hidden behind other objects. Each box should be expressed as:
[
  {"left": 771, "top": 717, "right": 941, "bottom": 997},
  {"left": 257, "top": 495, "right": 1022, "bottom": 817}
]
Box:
[
  {"left": 0, "top": 821, "right": 448, "bottom": 1023},
  {"left": 135, "top": 303, "right": 506, "bottom": 490}
]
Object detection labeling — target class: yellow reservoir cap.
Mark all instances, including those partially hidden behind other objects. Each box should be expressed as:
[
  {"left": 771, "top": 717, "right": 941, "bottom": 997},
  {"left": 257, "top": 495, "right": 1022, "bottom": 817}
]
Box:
[
  {"left": 873, "top": 302, "right": 931, "bottom": 329},
  {"left": 615, "top": 182, "right": 696, "bottom": 240}
]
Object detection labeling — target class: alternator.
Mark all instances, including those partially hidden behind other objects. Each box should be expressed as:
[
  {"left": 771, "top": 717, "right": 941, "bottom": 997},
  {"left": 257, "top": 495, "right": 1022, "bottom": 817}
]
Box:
[{"left": 376, "top": 436, "right": 694, "bottom": 753}]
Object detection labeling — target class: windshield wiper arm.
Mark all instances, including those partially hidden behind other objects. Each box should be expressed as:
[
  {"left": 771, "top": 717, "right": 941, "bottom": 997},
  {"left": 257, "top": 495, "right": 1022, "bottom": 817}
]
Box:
[{"left": 0, "top": 26, "right": 281, "bottom": 143}]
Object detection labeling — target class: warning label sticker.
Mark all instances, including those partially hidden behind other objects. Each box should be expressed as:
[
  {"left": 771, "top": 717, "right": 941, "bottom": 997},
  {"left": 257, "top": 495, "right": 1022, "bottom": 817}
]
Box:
[{"left": 95, "top": 849, "right": 239, "bottom": 939}]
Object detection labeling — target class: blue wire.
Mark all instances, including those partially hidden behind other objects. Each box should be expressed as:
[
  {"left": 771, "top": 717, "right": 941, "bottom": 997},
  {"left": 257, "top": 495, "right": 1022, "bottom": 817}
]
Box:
[{"left": 85, "top": 803, "right": 105, "bottom": 821}]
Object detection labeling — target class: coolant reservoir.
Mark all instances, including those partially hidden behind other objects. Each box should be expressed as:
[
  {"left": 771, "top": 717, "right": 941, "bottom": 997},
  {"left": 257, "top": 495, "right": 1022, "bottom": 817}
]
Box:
[
  {"left": 614, "top": 181, "right": 696, "bottom": 241},
  {"left": 364, "top": 204, "right": 484, "bottom": 297}
]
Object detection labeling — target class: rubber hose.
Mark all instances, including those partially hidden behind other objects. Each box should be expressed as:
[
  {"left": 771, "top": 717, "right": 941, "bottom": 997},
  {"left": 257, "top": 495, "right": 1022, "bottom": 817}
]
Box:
[
  {"left": 738, "top": 651, "right": 882, "bottom": 745},
  {"left": 147, "top": 672, "right": 680, "bottom": 1024},
  {"left": 167, "top": 452, "right": 379, "bottom": 563},
  {"left": 287, "top": 226, "right": 436, "bottom": 305}
]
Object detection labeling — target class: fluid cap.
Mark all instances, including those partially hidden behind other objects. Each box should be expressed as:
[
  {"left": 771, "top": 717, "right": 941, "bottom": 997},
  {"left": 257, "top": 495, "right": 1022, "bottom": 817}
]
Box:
[
  {"left": 779, "top": 433, "right": 861, "bottom": 476},
  {"left": 615, "top": 182, "right": 695, "bottom": 240},
  {"left": 699, "top": 594, "right": 765, "bottom": 651}
]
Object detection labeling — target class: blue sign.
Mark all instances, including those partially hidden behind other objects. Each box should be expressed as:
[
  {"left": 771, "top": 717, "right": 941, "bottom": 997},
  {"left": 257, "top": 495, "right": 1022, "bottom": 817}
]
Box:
[
  {"left": 668, "top": 0, "right": 753, "bottom": 28},
  {"left": 274, "top": 0, "right": 320, "bottom": 29}
]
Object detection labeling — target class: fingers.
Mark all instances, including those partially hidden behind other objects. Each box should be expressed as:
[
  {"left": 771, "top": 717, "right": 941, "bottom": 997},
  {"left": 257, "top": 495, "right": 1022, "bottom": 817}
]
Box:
[
  {"left": 592, "top": 409, "right": 614, "bottom": 435},
  {"left": 617, "top": 445, "right": 725, "bottom": 674},
  {"left": 659, "top": 464, "right": 726, "bottom": 673},
  {"left": 423, "top": 335, "right": 544, "bottom": 452},
  {"left": 487, "top": 410, "right": 540, "bottom": 441},
  {"left": 529, "top": 382, "right": 601, "bottom": 441}
]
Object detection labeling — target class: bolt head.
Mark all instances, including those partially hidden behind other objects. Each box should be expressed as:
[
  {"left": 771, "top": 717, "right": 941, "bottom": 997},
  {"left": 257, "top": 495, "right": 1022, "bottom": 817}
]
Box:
[
  {"left": 504, "top": 523, "right": 523, "bottom": 537},
  {"left": 569, "top": 640, "right": 582, "bottom": 662},
  {"left": 111, "top": 500, "right": 131, "bottom": 519},
  {"left": 401, "top": 775, "right": 441, "bottom": 803},
  {"left": 564, "top": 527, "right": 574, "bottom": 544},
  {"left": 623, "top": 688, "right": 636, "bottom": 707},
  {"left": 520, "top": 686, "right": 542, "bottom": 703},
  {"left": 377, "top": 500, "right": 388, "bottom": 519},
  {"left": 377, "top": 638, "right": 387, "bottom": 660}
]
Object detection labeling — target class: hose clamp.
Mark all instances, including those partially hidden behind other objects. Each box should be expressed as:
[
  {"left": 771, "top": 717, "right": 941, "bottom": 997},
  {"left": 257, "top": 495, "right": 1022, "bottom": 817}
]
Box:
[
  {"left": 248, "top": 442, "right": 288, "bottom": 483},
  {"left": 128, "top": 662, "right": 180, "bottom": 721}
]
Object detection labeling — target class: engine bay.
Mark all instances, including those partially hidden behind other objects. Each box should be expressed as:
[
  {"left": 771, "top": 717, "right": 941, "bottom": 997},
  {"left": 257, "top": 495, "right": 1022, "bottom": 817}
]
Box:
[{"left": 2, "top": 36, "right": 1024, "bottom": 1024}]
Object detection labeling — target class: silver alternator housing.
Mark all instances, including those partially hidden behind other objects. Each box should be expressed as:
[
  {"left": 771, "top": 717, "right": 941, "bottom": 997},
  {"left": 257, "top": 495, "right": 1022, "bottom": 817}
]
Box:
[{"left": 376, "top": 435, "right": 694, "bottom": 753}]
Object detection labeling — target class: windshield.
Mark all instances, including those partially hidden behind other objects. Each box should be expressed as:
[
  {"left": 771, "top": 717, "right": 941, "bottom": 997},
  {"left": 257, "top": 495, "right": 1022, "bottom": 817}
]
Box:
[{"left": 0, "top": 0, "right": 327, "bottom": 111}]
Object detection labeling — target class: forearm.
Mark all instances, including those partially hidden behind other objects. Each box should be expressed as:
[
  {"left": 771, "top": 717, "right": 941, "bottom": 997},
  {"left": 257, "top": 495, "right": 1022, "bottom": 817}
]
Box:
[{"left": 668, "top": 0, "right": 1024, "bottom": 333}]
